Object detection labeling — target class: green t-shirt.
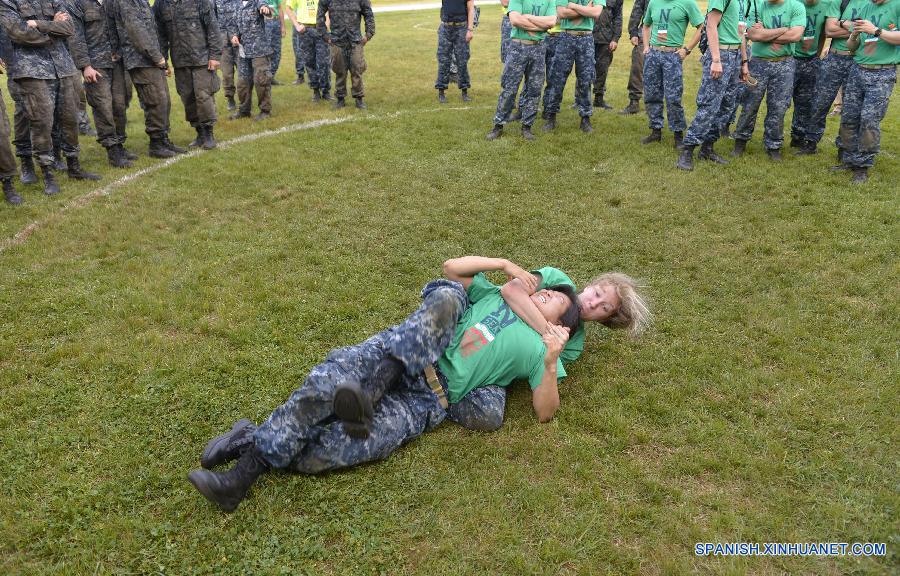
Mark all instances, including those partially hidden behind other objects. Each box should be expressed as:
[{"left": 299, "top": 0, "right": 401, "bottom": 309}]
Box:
[
  {"left": 827, "top": 0, "right": 866, "bottom": 51},
  {"left": 643, "top": 0, "right": 705, "bottom": 47},
  {"left": 707, "top": 0, "right": 743, "bottom": 45},
  {"left": 438, "top": 274, "right": 566, "bottom": 404},
  {"left": 508, "top": 0, "right": 558, "bottom": 40},
  {"left": 533, "top": 267, "right": 586, "bottom": 364},
  {"left": 795, "top": 0, "right": 836, "bottom": 56},
  {"left": 751, "top": 0, "right": 807, "bottom": 57},
  {"left": 851, "top": 0, "right": 900, "bottom": 64},
  {"left": 557, "top": 0, "right": 607, "bottom": 31}
]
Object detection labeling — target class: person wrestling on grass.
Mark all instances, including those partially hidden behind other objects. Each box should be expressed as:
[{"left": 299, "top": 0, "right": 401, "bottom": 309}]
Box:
[{"left": 188, "top": 255, "right": 581, "bottom": 512}]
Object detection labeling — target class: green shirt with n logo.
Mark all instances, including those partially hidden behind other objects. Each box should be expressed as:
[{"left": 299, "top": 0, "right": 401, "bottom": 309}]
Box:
[
  {"left": 750, "top": 0, "right": 807, "bottom": 57},
  {"left": 795, "top": 0, "right": 836, "bottom": 56},
  {"left": 508, "top": 0, "right": 558, "bottom": 40},
  {"left": 643, "top": 0, "right": 705, "bottom": 47}
]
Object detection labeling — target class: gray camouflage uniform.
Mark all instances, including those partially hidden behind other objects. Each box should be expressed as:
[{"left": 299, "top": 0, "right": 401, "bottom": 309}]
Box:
[
  {"left": 317, "top": 0, "right": 373, "bottom": 100},
  {"left": 227, "top": 0, "right": 272, "bottom": 115}
]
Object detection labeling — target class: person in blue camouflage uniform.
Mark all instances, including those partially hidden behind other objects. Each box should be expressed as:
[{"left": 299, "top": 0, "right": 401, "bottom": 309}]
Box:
[
  {"left": 285, "top": 0, "right": 331, "bottom": 100},
  {"left": 799, "top": 0, "right": 862, "bottom": 157},
  {"left": 788, "top": 0, "right": 833, "bottom": 151},
  {"left": 486, "top": 0, "right": 557, "bottom": 141},
  {"left": 677, "top": 0, "right": 750, "bottom": 170},
  {"left": 716, "top": 0, "right": 747, "bottom": 136},
  {"left": 215, "top": 0, "right": 240, "bottom": 110},
  {"left": 187, "top": 257, "right": 580, "bottom": 513},
  {"left": 317, "top": 0, "right": 375, "bottom": 109},
  {"left": 732, "top": 0, "right": 806, "bottom": 160},
  {"left": 501, "top": 0, "right": 512, "bottom": 62},
  {"left": 0, "top": 0, "right": 101, "bottom": 196},
  {"left": 833, "top": 3, "right": 899, "bottom": 183},
  {"left": 227, "top": 0, "right": 274, "bottom": 120},
  {"left": 542, "top": 0, "right": 604, "bottom": 133},
  {"left": 0, "top": 59, "right": 20, "bottom": 204},
  {"left": 435, "top": 0, "right": 474, "bottom": 103},
  {"left": 265, "top": 0, "right": 283, "bottom": 83}
]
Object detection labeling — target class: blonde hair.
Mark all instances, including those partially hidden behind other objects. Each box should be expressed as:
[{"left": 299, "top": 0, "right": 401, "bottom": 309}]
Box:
[{"left": 587, "top": 272, "right": 652, "bottom": 338}]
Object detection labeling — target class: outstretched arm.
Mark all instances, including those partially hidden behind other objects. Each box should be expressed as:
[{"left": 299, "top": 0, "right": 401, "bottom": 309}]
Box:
[{"left": 443, "top": 256, "right": 537, "bottom": 291}]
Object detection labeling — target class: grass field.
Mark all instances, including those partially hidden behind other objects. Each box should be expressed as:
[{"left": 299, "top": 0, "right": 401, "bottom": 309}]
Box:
[{"left": 1, "top": 5, "right": 898, "bottom": 575}]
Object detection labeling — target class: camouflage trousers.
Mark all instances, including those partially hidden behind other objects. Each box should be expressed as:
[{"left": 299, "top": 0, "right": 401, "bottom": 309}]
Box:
[
  {"left": 436, "top": 23, "right": 471, "bottom": 90},
  {"left": 174, "top": 66, "right": 220, "bottom": 128},
  {"left": 83, "top": 62, "right": 130, "bottom": 149},
  {"left": 734, "top": 57, "right": 795, "bottom": 150},
  {"left": 15, "top": 76, "right": 81, "bottom": 166},
  {"left": 683, "top": 49, "right": 741, "bottom": 147},
  {"left": 643, "top": 49, "right": 686, "bottom": 131},
  {"left": 7, "top": 76, "right": 61, "bottom": 159},
  {"left": 267, "top": 19, "right": 283, "bottom": 77},
  {"left": 493, "top": 40, "right": 546, "bottom": 127},
  {"left": 790, "top": 56, "right": 821, "bottom": 143},
  {"left": 292, "top": 27, "right": 307, "bottom": 78},
  {"left": 543, "top": 32, "right": 595, "bottom": 117},
  {"left": 839, "top": 65, "right": 896, "bottom": 169},
  {"left": 253, "top": 279, "right": 468, "bottom": 472},
  {"left": 130, "top": 67, "right": 173, "bottom": 139},
  {"left": 221, "top": 34, "right": 239, "bottom": 99},
  {"left": 500, "top": 14, "right": 512, "bottom": 64},
  {"left": 593, "top": 42, "right": 613, "bottom": 98},
  {"left": 718, "top": 66, "right": 746, "bottom": 131},
  {"left": 627, "top": 41, "right": 645, "bottom": 101},
  {"left": 807, "top": 52, "right": 853, "bottom": 146},
  {"left": 537, "top": 33, "right": 559, "bottom": 116},
  {"left": 330, "top": 43, "right": 367, "bottom": 99},
  {"left": 0, "top": 93, "right": 16, "bottom": 180},
  {"left": 298, "top": 28, "right": 331, "bottom": 91},
  {"left": 237, "top": 56, "right": 273, "bottom": 114}
]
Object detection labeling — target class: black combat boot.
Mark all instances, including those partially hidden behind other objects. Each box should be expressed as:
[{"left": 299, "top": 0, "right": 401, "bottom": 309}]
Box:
[
  {"left": 52, "top": 146, "right": 66, "bottom": 171},
  {"left": 20, "top": 156, "right": 38, "bottom": 185},
  {"left": 789, "top": 136, "right": 802, "bottom": 148},
  {"left": 107, "top": 144, "right": 133, "bottom": 168},
  {"left": 187, "top": 445, "right": 269, "bottom": 513},
  {"left": 594, "top": 96, "right": 612, "bottom": 110},
  {"left": 794, "top": 140, "right": 817, "bottom": 155},
  {"left": 188, "top": 127, "right": 204, "bottom": 148},
  {"left": 3, "top": 177, "right": 22, "bottom": 205},
  {"left": 226, "top": 95, "right": 236, "bottom": 111},
  {"left": 292, "top": 75, "right": 305, "bottom": 85},
  {"left": 321, "top": 90, "right": 334, "bottom": 101},
  {"left": 766, "top": 148, "right": 782, "bottom": 162},
  {"left": 333, "top": 97, "right": 346, "bottom": 109},
  {"left": 202, "top": 126, "right": 217, "bottom": 150},
  {"left": 698, "top": 142, "right": 729, "bottom": 164},
  {"left": 149, "top": 137, "right": 177, "bottom": 158},
  {"left": 41, "top": 164, "right": 59, "bottom": 195},
  {"left": 542, "top": 113, "right": 556, "bottom": 132},
  {"left": 620, "top": 99, "right": 640, "bottom": 115},
  {"left": 720, "top": 124, "right": 733, "bottom": 139},
  {"left": 253, "top": 111, "right": 271, "bottom": 121},
  {"left": 675, "top": 145, "right": 695, "bottom": 171},
  {"left": 829, "top": 163, "right": 851, "bottom": 172},
  {"left": 641, "top": 128, "right": 661, "bottom": 144},
  {"left": 486, "top": 124, "right": 503, "bottom": 141},
  {"left": 438, "top": 89, "right": 447, "bottom": 104},
  {"left": 334, "top": 356, "right": 404, "bottom": 439},
  {"left": 851, "top": 167, "right": 868, "bottom": 184},
  {"left": 731, "top": 139, "right": 747, "bottom": 157},
  {"left": 122, "top": 147, "right": 139, "bottom": 161},
  {"left": 521, "top": 125, "right": 536, "bottom": 141},
  {"left": 201, "top": 419, "right": 256, "bottom": 469},
  {"left": 673, "top": 131, "right": 684, "bottom": 149},
  {"left": 355, "top": 97, "right": 367, "bottom": 110},
  {"left": 461, "top": 89, "right": 471, "bottom": 102},
  {"left": 311, "top": 88, "right": 321, "bottom": 102},
  {"left": 163, "top": 136, "right": 187, "bottom": 154},
  {"left": 579, "top": 116, "right": 593, "bottom": 134},
  {"left": 230, "top": 109, "right": 251, "bottom": 120},
  {"left": 508, "top": 109, "right": 522, "bottom": 122},
  {"left": 66, "top": 157, "right": 101, "bottom": 180}
]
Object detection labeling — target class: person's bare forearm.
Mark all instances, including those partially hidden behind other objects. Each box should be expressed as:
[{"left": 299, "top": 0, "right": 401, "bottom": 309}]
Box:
[
  {"left": 750, "top": 26, "right": 787, "bottom": 41},
  {"left": 569, "top": 2, "right": 602, "bottom": 18},
  {"left": 501, "top": 279, "right": 548, "bottom": 335},
  {"left": 685, "top": 24, "right": 703, "bottom": 50},
  {"left": 556, "top": 6, "right": 579, "bottom": 19},
  {"left": 525, "top": 14, "right": 557, "bottom": 28},
  {"left": 443, "top": 256, "right": 512, "bottom": 289},
  {"left": 532, "top": 364, "right": 560, "bottom": 422},
  {"left": 825, "top": 18, "right": 848, "bottom": 39},
  {"left": 641, "top": 24, "right": 650, "bottom": 49},
  {"left": 773, "top": 25, "right": 803, "bottom": 43}
]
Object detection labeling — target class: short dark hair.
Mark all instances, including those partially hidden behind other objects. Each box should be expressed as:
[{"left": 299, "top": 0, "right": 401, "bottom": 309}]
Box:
[{"left": 546, "top": 284, "right": 582, "bottom": 335}]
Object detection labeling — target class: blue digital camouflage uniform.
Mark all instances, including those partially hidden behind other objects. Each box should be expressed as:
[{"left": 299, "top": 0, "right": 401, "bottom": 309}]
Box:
[
  {"left": 643, "top": 49, "right": 688, "bottom": 131},
  {"left": 683, "top": 49, "right": 742, "bottom": 146},
  {"left": 838, "top": 65, "right": 896, "bottom": 169},
  {"left": 254, "top": 280, "right": 467, "bottom": 471},
  {"left": 536, "top": 30, "right": 559, "bottom": 117},
  {"left": 543, "top": 32, "right": 596, "bottom": 117},
  {"left": 298, "top": 27, "right": 331, "bottom": 93},
  {"left": 789, "top": 55, "right": 821, "bottom": 143},
  {"left": 266, "top": 16, "right": 282, "bottom": 76},
  {"left": 493, "top": 40, "right": 547, "bottom": 127},
  {"left": 291, "top": 26, "right": 306, "bottom": 79},
  {"left": 718, "top": 68, "right": 746, "bottom": 131},
  {"left": 500, "top": 12, "right": 511, "bottom": 62},
  {"left": 228, "top": 0, "right": 273, "bottom": 114},
  {"left": 734, "top": 57, "right": 796, "bottom": 150},
  {"left": 435, "top": 23, "right": 471, "bottom": 90},
  {"left": 807, "top": 51, "right": 853, "bottom": 147}
]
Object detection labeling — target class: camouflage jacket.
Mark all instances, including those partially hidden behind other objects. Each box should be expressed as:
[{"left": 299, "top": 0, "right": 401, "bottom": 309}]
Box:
[
  {"left": 592, "top": 0, "right": 622, "bottom": 44},
  {"left": 213, "top": 0, "right": 237, "bottom": 36},
  {"left": 107, "top": 0, "right": 163, "bottom": 70},
  {"left": 627, "top": 0, "right": 648, "bottom": 40},
  {"left": 227, "top": 0, "right": 271, "bottom": 58},
  {"left": 153, "top": 0, "right": 221, "bottom": 68},
  {"left": 317, "top": 0, "right": 374, "bottom": 46},
  {"left": 65, "top": 0, "right": 115, "bottom": 70},
  {"left": 0, "top": 0, "right": 77, "bottom": 79}
]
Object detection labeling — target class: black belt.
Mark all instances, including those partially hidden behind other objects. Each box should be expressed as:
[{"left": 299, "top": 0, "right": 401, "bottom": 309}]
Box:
[{"left": 442, "top": 21, "right": 467, "bottom": 26}]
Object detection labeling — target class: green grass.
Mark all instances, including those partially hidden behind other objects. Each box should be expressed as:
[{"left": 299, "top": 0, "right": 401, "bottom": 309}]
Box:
[{"left": 1, "top": 5, "right": 898, "bottom": 575}]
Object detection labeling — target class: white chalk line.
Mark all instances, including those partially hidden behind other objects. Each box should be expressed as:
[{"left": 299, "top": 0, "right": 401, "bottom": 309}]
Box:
[{"left": 0, "top": 105, "right": 492, "bottom": 254}]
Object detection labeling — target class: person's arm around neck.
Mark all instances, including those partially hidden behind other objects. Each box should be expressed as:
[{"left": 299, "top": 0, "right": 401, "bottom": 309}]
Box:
[{"left": 532, "top": 325, "right": 569, "bottom": 422}]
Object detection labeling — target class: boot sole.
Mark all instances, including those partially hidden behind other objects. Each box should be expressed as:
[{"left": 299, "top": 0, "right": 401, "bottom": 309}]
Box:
[
  {"left": 187, "top": 470, "right": 241, "bottom": 513},
  {"left": 201, "top": 418, "right": 253, "bottom": 469},
  {"left": 333, "top": 384, "right": 372, "bottom": 439}
]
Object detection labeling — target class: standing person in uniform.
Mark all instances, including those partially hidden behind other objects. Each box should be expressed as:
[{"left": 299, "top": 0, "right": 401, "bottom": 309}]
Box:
[
  {"left": 154, "top": 0, "right": 223, "bottom": 150},
  {"left": 732, "top": 0, "right": 806, "bottom": 160},
  {"left": 285, "top": 0, "right": 331, "bottom": 101},
  {"left": 0, "top": 24, "right": 36, "bottom": 184},
  {"left": 265, "top": 0, "right": 283, "bottom": 83},
  {"left": 67, "top": 0, "right": 135, "bottom": 168},
  {"left": 835, "top": 1, "right": 899, "bottom": 183},
  {"left": 0, "top": 59, "right": 21, "bottom": 204},
  {"left": 717, "top": 0, "right": 748, "bottom": 137},
  {"left": 500, "top": 0, "right": 512, "bottom": 62},
  {"left": 640, "top": 0, "right": 705, "bottom": 148},
  {"left": 591, "top": 0, "right": 621, "bottom": 109},
  {"left": 108, "top": 0, "right": 187, "bottom": 158},
  {"left": 677, "top": 0, "right": 750, "bottom": 169},
  {"left": 435, "top": 0, "right": 474, "bottom": 103},
  {"left": 228, "top": 0, "right": 274, "bottom": 120},
  {"left": 788, "top": 0, "right": 834, "bottom": 151},
  {"left": 286, "top": 0, "right": 306, "bottom": 85},
  {"left": 216, "top": 0, "right": 240, "bottom": 111},
  {"left": 542, "top": 0, "right": 605, "bottom": 133},
  {"left": 800, "top": 0, "right": 863, "bottom": 157},
  {"left": 620, "top": 0, "right": 648, "bottom": 114},
  {"left": 486, "top": 0, "right": 557, "bottom": 140},
  {"left": 317, "top": 0, "right": 374, "bottom": 109},
  {"left": 0, "top": 0, "right": 101, "bottom": 197}
]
